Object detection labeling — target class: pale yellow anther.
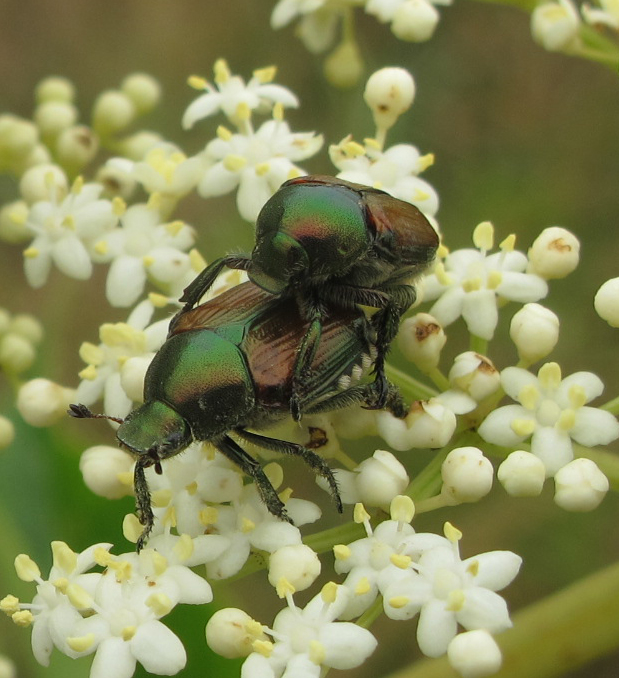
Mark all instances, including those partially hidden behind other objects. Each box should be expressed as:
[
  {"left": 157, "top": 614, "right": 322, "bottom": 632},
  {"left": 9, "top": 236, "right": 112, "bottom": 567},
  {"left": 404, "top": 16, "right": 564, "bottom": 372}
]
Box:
[
  {"left": 149, "top": 550, "right": 169, "bottom": 577},
  {"left": 122, "top": 625, "right": 137, "bottom": 641},
  {"left": 170, "top": 151, "right": 187, "bottom": 164},
  {"left": 111, "top": 195, "right": 126, "bottom": 216},
  {"left": 253, "top": 65, "right": 277, "bottom": 83},
  {"left": 147, "top": 592, "right": 173, "bottom": 616},
  {"left": 275, "top": 577, "right": 296, "bottom": 599},
  {"left": 264, "top": 462, "right": 283, "bottom": 488},
  {"left": 342, "top": 140, "right": 365, "bottom": 157},
  {"left": 9, "top": 208, "right": 27, "bottom": 225},
  {"left": 287, "top": 167, "right": 302, "bottom": 180},
  {"left": 147, "top": 192, "right": 162, "bottom": 211},
  {"left": 241, "top": 517, "right": 256, "bottom": 533},
  {"left": 71, "top": 176, "right": 84, "bottom": 194},
  {"left": 511, "top": 418, "right": 536, "bottom": 437},
  {"left": 0, "top": 595, "right": 19, "bottom": 615},
  {"left": 444, "top": 521, "right": 462, "bottom": 543},
  {"left": 110, "top": 559, "right": 133, "bottom": 582},
  {"left": 390, "top": 495, "right": 415, "bottom": 524},
  {"left": 473, "top": 221, "right": 494, "bottom": 251},
  {"left": 246, "top": 619, "right": 264, "bottom": 638},
  {"left": 148, "top": 292, "right": 169, "bottom": 308},
  {"left": 309, "top": 640, "right": 326, "bottom": 665},
  {"left": 142, "top": 254, "right": 155, "bottom": 268},
  {"left": 51, "top": 541, "right": 77, "bottom": 573},
  {"left": 388, "top": 596, "right": 410, "bottom": 609},
  {"left": 152, "top": 489, "right": 172, "bottom": 508},
  {"left": 437, "top": 243, "right": 449, "bottom": 259},
  {"left": 122, "top": 514, "right": 143, "bottom": 544},
  {"left": 94, "top": 547, "right": 114, "bottom": 568},
  {"left": 568, "top": 384, "right": 587, "bottom": 409},
  {"left": 79, "top": 341, "right": 104, "bottom": 365},
  {"left": 62, "top": 214, "right": 76, "bottom": 230},
  {"left": 93, "top": 240, "right": 108, "bottom": 256},
  {"left": 539, "top": 362, "right": 562, "bottom": 389},
  {"left": 253, "top": 639, "right": 274, "bottom": 657},
  {"left": 67, "top": 583, "right": 93, "bottom": 610},
  {"left": 199, "top": 506, "right": 219, "bottom": 526},
  {"left": 278, "top": 487, "right": 293, "bottom": 503},
  {"left": 235, "top": 101, "right": 251, "bottom": 122},
  {"left": 78, "top": 364, "right": 98, "bottom": 381},
  {"left": 435, "top": 261, "right": 453, "bottom": 287},
  {"left": 272, "top": 102, "right": 284, "bottom": 122},
  {"left": 183, "top": 481, "right": 197, "bottom": 496},
  {"left": 187, "top": 75, "right": 208, "bottom": 90},
  {"left": 413, "top": 187, "right": 430, "bottom": 202},
  {"left": 173, "top": 534, "right": 194, "bottom": 562},
  {"left": 466, "top": 559, "right": 480, "bottom": 577},
  {"left": 321, "top": 581, "right": 338, "bottom": 604},
  {"left": 355, "top": 577, "right": 371, "bottom": 596},
  {"left": 215, "top": 126, "right": 233, "bottom": 143},
  {"left": 390, "top": 553, "right": 412, "bottom": 569},
  {"left": 214, "top": 58, "right": 231, "bottom": 84},
  {"left": 519, "top": 384, "right": 540, "bottom": 411},
  {"left": 189, "top": 248, "right": 207, "bottom": 273},
  {"left": 446, "top": 589, "right": 465, "bottom": 611},
  {"left": 223, "top": 154, "right": 247, "bottom": 173},
  {"left": 418, "top": 152, "right": 435, "bottom": 171},
  {"left": 44, "top": 170, "right": 57, "bottom": 189},
  {"left": 363, "top": 137, "right": 381, "bottom": 151},
  {"left": 163, "top": 505, "right": 177, "bottom": 528},
  {"left": 487, "top": 270, "right": 502, "bottom": 290},
  {"left": 558, "top": 409, "right": 576, "bottom": 431},
  {"left": 52, "top": 577, "right": 69, "bottom": 594},
  {"left": 165, "top": 220, "right": 185, "bottom": 237},
  {"left": 14, "top": 554, "right": 40, "bottom": 582},
  {"left": 117, "top": 471, "right": 133, "bottom": 487},
  {"left": 333, "top": 544, "right": 351, "bottom": 561},
  {"left": 23, "top": 247, "right": 40, "bottom": 259},
  {"left": 67, "top": 634, "right": 95, "bottom": 653},
  {"left": 462, "top": 276, "right": 482, "bottom": 293},
  {"left": 354, "top": 503, "right": 371, "bottom": 524},
  {"left": 255, "top": 162, "right": 270, "bottom": 177},
  {"left": 500, "top": 234, "right": 516, "bottom": 252}
]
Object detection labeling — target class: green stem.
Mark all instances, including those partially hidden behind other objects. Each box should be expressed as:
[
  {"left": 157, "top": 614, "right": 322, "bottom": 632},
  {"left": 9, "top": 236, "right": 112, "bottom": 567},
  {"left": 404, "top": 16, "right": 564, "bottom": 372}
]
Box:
[
  {"left": 600, "top": 393, "right": 619, "bottom": 415},
  {"left": 383, "top": 559, "right": 619, "bottom": 678},
  {"left": 385, "top": 364, "right": 438, "bottom": 402},
  {"left": 469, "top": 334, "right": 488, "bottom": 355}
]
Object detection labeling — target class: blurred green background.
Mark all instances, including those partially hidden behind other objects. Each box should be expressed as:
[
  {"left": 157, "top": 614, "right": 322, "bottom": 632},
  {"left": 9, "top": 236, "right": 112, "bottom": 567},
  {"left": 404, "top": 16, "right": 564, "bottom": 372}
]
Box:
[{"left": 1, "top": 1, "right": 618, "bottom": 677}]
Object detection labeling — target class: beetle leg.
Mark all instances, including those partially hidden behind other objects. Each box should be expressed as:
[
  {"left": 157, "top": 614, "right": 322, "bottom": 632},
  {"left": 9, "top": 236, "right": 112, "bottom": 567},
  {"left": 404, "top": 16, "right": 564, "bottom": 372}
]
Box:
[
  {"left": 178, "top": 254, "right": 252, "bottom": 311},
  {"left": 304, "top": 382, "right": 408, "bottom": 419},
  {"left": 134, "top": 459, "right": 155, "bottom": 552},
  {"left": 290, "top": 315, "right": 323, "bottom": 422},
  {"left": 215, "top": 435, "right": 292, "bottom": 524},
  {"left": 236, "top": 429, "right": 342, "bottom": 512}
]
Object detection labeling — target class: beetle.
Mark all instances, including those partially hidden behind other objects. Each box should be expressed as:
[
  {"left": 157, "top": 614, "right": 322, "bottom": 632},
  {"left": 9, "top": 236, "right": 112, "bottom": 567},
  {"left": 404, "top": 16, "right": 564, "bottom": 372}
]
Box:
[
  {"left": 70, "top": 281, "right": 406, "bottom": 551},
  {"left": 179, "top": 175, "right": 439, "bottom": 419}
]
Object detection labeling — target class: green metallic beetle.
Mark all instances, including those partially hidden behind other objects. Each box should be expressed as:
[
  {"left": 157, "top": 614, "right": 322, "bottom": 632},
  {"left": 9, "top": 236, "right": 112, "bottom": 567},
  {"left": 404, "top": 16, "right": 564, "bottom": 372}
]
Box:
[
  {"left": 180, "top": 175, "right": 439, "bottom": 419},
  {"left": 70, "top": 281, "right": 405, "bottom": 550}
]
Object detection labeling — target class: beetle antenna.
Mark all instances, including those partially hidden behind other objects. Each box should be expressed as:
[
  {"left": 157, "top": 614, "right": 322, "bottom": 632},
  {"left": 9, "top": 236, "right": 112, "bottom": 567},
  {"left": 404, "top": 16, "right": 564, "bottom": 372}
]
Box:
[{"left": 68, "top": 403, "right": 125, "bottom": 425}]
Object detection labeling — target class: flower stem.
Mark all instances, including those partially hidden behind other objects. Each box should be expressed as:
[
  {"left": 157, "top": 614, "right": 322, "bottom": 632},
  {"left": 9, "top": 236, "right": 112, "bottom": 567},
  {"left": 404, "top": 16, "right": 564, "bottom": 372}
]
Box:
[
  {"left": 385, "top": 363, "right": 438, "bottom": 401},
  {"left": 384, "top": 559, "right": 619, "bottom": 678}
]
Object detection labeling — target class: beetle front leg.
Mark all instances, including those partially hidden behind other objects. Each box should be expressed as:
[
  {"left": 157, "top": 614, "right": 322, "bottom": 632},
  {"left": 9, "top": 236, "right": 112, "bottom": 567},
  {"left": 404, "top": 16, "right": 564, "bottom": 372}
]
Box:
[
  {"left": 134, "top": 459, "right": 155, "bottom": 552},
  {"left": 179, "top": 254, "right": 252, "bottom": 310},
  {"left": 290, "top": 314, "right": 323, "bottom": 422}
]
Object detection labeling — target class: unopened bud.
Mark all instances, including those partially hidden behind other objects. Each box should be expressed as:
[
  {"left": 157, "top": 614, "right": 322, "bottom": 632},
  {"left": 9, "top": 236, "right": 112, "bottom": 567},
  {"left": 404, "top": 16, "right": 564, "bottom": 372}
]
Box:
[
  {"left": 441, "top": 447, "right": 493, "bottom": 504},
  {"left": 268, "top": 544, "right": 321, "bottom": 592},
  {"left": 527, "top": 226, "right": 580, "bottom": 279},
  {"left": 364, "top": 67, "right": 415, "bottom": 130},
  {"left": 392, "top": 0, "right": 440, "bottom": 42},
  {"left": 594, "top": 277, "right": 619, "bottom": 328},
  {"left": 554, "top": 458, "right": 609, "bottom": 511},
  {"left": 398, "top": 313, "right": 445, "bottom": 371},
  {"left": 79, "top": 445, "right": 134, "bottom": 499},
  {"left": 510, "top": 303, "right": 559, "bottom": 364},
  {"left": 121, "top": 73, "right": 162, "bottom": 114},
  {"left": 498, "top": 451, "right": 546, "bottom": 496}
]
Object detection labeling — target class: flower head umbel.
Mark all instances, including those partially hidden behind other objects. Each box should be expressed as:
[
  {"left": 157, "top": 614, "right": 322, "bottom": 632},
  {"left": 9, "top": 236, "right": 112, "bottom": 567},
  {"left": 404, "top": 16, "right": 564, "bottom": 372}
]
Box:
[
  {"left": 423, "top": 222, "right": 549, "bottom": 340},
  {"left": 478, "top": 362, "right": 619, "bottom": 476}
]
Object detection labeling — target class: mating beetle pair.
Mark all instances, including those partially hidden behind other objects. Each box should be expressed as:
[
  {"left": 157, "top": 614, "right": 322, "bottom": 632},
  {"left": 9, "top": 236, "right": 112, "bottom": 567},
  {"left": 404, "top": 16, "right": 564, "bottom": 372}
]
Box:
[
  {"left": 180, "top": 175, "right": 439, "bottom": 419},
  {"left": 71, "top": 176, "right": 438, "bottom": 550}
]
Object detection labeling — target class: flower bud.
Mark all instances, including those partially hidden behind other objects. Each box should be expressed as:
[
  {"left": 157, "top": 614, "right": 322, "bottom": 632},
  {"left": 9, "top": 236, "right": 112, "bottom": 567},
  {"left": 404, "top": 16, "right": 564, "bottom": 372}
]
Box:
[
  {"left": 206, "top": 608, "right": 266, "bottom": 658},
  {"left": 594, "top": 277, "right": 619, "bottom": 328},
  {"left": 0, "top": 201, "right": 30, "bottom": 244},
  {"left": 447, "top": 629, "right": 502, "bottom": 678},
  {"left": 92, "top": 90, "right": 136, "bottom": 135},
  {"left": 120, "top": 355, "right": 151, "bottom": 403},
  {"left": 355, "top": 450, "right": 410, "bottom": 509},
  {"left": 0, "top": 116, "right": 38, "bottom": 160},
  {"left": 79, "top": 445, "right": 134, "bottom": 499},
  {"left": 268, "top": 544, "right": 321, "bottom": 591},
  {"left": 392, "top": 0, "right": 440, "bottom": 42},
  {"left": 364, "top": 67, "right": 415, "bottom": 130},
  {"left": 441, "top": 447, "right": 494, "bottom": 504},
  {"left": 121, "top": 73, "right": 162, "bottom": 114},
  {"left": 554, "top": 458, "right": 609, "bottom": 511},
  {"left": 0, "top": 655, "right": 16, "bottom": 678},
  {"left": 527, "top": 226, "right": 580, "bottom": 279},
  {"left": 398, "top": 313, "right": 445, "bottom": 371},
  {"left": 0, "top": 415, "right": 15, "bottom": 449},
  {"left": 376, "top": 399, "right": 456, "bottom": 451},
  {"left": 510, "top": 303, "right": 559, "bottom": 364},
  {"left": 10, "top": 314, "right": 43, "bottom": 345},
  {"left": 95, "top": 163, "right": 137, "bottom": 200},
  {"left": 17, "top": 378, "right": 75, "bottom": 427},
  {"left": 19, "top": 163, "right": 68, "bottom": 203},
  {"left": 531, "top": 0, "right": 580, "bottom": 52},
  {"left": 34, "top": 101, "right": 78, "bottom": 138},
  {"left": 324, "top": 40, "right": 364, "bottom": 88},
  {"left": 118, "top": 131, "right": 163, "bottom": 161},
  {"left": 498, "top": 451, "right": 546, "bottom": 496},
  {"left": 56, "top": 126, "right": 99, "bottom": 170},
  {"left": 0, "top": 333, "right": 35, "bottom": 374},
  {"left": 35, "top": 76, "right": 75, "bottom": 104},
  {"left": 448, "top": 352, "right": 500, "bottom": 401}
]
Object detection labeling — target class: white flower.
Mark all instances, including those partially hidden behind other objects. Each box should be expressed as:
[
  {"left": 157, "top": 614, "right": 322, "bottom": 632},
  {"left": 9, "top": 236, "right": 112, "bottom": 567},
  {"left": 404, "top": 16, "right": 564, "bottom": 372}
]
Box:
[
  {"left": 17, "top": 378, "right": 76, "bottom": 427},
  {"left": 364, "top": 67, "right": 416, "bottom": 130},
  {"left": 531, "top": 0, "right": 581, "bottom": 51},
  {"left": 198, "top": 118, "right": 322, "bottom": 222},
  {"left": 527, "top": 226, "right": 580, "bottom": 279},
  {"left": 376, "top": 398, "right": 456, "bottom": 450},
  {"left": 594, "top": 277, "right": 619, "bottom": 327},
  {"left": 241, "top": 584, "right": 378, "bottom": 678},
  {"left": 271, "top": 0, "right": 340, "bottom": 53},
  {"left": 398, "top": 313, "right": 446, "bottom": 372},
  {"left": 447, "top": 629, "right": 503, "bottom": 678},
  {"left": 22, "top": 178, "right": 118, "bottom": 288},
  {"left": 582, "top": 0, "right": 619, "bottom": 28},
  {"left": 268, "top": 545, "right": 321, "bottom": 592},
  {"left": 381, "top": 524, "right": 521, "bottom": 658},
  {"left": 510, "top": 303, "right": 560, "bottom": 364},
  {"left": 438, "top": 352, "right": 501, "bottom": 414},
  {"left": 497, "top": 451, "right": 546, "bottom": 497},
  {"left": 441, "top": 447, "right": 494, "bottom": 504},
  {"left": 478, "top": 363, "right": 619, "bottom": 476},
  {"left": 423, "top": 222, "right": 548, "bottom": 340},
  {"left": 365, "top": 0, "right": 451, "bottom": 42},
  {"left": 330, "top": 137, "right": 439, "bottom": 217},
  {"left": 183, "top": 60, "right": 298, "bottom": 130}
]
